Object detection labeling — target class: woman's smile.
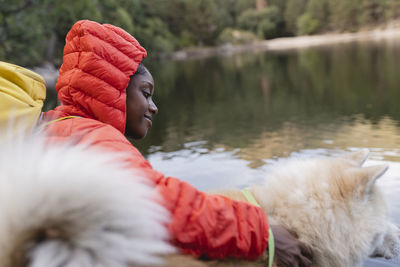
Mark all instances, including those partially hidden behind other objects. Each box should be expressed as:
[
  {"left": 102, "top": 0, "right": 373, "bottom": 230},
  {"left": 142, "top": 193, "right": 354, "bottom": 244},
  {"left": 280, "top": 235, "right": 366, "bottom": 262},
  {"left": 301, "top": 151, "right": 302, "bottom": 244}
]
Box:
[{"left": 144, "top": 114, "right": 153, "bottom": 126}]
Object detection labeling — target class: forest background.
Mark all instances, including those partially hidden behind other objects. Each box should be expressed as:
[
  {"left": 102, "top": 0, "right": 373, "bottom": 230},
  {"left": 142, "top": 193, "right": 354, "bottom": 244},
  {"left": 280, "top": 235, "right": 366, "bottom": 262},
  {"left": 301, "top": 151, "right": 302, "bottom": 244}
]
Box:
[{"left": 1, "top": 0, "right": 400, "bottom": 67}]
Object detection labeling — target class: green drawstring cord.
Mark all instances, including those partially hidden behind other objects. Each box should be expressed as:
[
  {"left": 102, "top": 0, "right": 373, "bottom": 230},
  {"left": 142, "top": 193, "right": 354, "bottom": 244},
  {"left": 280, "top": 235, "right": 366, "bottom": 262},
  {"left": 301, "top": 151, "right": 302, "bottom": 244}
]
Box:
[
  {"left": 41, "top": 115, "right": 81, "bottom": 127},
  {"left": 241, "top": 188, "right": 275, "bottom": 267}
]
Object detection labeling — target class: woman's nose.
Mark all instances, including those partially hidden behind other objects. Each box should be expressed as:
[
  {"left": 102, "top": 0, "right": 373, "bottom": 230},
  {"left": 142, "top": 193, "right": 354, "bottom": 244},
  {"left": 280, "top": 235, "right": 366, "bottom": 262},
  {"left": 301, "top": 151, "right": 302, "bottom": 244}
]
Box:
[{"left": 149, "top": 99, "right": 158, "bottom": 115}]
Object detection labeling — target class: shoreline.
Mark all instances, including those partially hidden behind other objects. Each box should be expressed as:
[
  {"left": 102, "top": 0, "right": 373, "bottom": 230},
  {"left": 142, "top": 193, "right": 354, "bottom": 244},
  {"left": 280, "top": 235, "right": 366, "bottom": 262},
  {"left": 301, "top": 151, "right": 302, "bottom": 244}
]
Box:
[
  {"left": 34, "top": 24, "right": 400, "bottom": 87},
  {"left": 169, "top": 26, "right": 400, "bottom": 61}
]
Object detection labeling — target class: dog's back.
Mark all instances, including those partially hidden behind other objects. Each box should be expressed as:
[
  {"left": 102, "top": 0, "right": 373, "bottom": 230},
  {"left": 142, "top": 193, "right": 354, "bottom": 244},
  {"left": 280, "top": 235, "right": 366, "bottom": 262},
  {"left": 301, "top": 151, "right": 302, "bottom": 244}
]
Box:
[
  {"left": 250, "top": 150, "right": 400, "bottom": 266},
  {"left": 0, "top": 132, "right": 173, "bottom": 267}
]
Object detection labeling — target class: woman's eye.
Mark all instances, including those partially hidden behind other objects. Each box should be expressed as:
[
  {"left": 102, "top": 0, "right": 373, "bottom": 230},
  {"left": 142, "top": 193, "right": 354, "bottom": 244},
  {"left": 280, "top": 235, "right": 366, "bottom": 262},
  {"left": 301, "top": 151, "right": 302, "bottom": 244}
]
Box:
[{"left": 142, "top": 91, "right": 151, "bottom": 98}]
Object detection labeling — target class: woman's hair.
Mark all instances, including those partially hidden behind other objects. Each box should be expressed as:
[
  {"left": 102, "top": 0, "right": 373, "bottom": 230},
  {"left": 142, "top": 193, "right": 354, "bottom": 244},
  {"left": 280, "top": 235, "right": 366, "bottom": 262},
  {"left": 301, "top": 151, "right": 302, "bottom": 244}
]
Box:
[
  {"left": 127, "top": 63, "right": 149, "bottom": 93},
  {"left": 134, "top": 63, "right": 148, "bottom": 76}
]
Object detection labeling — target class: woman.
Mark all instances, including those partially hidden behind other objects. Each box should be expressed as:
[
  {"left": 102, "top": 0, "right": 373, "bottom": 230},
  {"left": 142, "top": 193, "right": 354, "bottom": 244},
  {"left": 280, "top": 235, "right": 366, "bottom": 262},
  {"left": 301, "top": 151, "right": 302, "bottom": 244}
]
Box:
[{"left": 43, "top": 20, "right": 311, "bottom": 266}]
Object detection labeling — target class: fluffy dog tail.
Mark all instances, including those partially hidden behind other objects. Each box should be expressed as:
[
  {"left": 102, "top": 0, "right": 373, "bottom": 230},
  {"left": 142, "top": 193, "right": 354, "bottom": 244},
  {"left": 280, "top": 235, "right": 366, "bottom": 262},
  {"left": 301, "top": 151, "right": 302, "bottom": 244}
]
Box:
[{"left": 0, "top": 132, "right": 174, "bottom": 267}]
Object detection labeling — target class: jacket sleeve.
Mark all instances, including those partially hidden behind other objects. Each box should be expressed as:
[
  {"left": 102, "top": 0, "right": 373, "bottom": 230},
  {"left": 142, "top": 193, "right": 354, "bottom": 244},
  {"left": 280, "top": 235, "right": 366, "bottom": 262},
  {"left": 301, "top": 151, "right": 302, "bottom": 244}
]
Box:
[
  {"left": 156, "top": 176, "right": 270, "bottom": 259},
  {"left": 83, "top": 126, "right": 270, "bottom": 259}
]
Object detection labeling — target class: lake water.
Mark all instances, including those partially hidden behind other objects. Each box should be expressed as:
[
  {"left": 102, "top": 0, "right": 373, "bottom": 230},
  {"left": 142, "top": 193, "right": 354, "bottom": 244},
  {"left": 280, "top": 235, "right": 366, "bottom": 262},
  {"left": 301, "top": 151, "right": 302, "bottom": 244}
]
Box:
[
  {"left": 46, "top": 38, "right": 400, "bottom": 265},
  {"left": 140, "top": 40, "right": 400, "bottom": 184},
  {"left": 143, "top": 40, "right": 400, "bottom": 266}
]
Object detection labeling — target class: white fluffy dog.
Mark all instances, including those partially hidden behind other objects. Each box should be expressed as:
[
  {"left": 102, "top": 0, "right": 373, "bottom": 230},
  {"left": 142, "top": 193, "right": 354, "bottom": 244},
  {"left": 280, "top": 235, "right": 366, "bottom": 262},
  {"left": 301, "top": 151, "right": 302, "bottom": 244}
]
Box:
[
  {"left": 1, "top": 130, "right": 399, "bottom": 267},
  {"left": 246, "top": 150, "right": 400, "bottom": 266},
  {"left": 0, "top": 132, "right": 174, "bottom": 267},
  {"left": 166, "top": 150, "right": 400, "bottom": 267}
]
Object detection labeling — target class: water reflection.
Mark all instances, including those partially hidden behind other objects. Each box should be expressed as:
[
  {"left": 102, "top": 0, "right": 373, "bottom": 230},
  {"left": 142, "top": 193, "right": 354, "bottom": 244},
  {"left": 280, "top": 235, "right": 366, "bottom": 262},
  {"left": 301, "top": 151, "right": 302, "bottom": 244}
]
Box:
[
  {"left": 137, "top": 39, "right": 400, "bottom": 161},
  {"left": 239, "top": 115, "right": 400, "bottom": 167}
]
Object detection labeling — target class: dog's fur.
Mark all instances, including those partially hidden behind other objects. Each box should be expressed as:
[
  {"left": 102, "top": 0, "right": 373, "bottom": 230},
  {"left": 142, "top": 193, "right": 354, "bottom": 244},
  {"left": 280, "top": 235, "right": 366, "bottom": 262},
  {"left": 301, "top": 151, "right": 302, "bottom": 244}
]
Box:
[
  {"left": 161, "top": 150, "right": 400, "bottom": 267},
  {"left": 0, "top": 131, "right": 399, "bottom": 267},
  {"left": 0, "top": 132, "right": 174, "bottom": 267}
]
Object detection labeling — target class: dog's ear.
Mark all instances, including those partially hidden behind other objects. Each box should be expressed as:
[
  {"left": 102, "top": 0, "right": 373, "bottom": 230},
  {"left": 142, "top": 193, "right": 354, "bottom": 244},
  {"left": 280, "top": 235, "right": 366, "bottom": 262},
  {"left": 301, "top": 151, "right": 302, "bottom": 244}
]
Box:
[
  {"left": 342, "top": 149, "right": 369, "bottom": 166},
  {"left": 355, "top": 165, "right": 388, "bottom": 196}
]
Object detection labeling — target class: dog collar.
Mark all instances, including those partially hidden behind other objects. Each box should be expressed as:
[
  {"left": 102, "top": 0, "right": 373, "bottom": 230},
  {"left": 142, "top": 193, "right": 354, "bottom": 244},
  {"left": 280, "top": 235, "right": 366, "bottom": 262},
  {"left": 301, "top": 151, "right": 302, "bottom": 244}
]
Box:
[{"left": 241, "top": 188, "right": 274, "bottom": 267}]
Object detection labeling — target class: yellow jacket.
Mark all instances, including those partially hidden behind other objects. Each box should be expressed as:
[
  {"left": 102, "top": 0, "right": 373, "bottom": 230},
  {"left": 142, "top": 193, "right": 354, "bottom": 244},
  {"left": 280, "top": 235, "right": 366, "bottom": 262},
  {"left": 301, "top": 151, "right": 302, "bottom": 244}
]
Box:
[{"left": 0, "top": 61, "right": 46, "bottom": 137}]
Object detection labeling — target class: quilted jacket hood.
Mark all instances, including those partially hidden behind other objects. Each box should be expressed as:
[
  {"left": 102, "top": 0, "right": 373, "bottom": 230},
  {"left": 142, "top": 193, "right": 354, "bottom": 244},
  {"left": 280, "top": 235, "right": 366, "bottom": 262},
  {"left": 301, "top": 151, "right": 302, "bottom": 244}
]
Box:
[{"left": 50, "top": 20, "right": 147, "bottom": 133}]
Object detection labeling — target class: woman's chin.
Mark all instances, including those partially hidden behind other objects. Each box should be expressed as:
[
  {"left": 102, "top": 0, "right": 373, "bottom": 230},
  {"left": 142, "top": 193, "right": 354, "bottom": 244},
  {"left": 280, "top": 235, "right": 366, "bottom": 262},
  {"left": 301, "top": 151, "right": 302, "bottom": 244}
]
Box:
[{"left": 125, "top": 127, "right": 148, "bottom": 140}]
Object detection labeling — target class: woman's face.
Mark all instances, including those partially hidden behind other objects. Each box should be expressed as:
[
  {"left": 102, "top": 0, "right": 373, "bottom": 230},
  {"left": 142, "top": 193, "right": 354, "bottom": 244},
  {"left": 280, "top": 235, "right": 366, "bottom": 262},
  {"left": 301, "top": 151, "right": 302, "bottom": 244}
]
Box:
[{"left": 125, "top": 70, "right": 158, "bottom": 139}]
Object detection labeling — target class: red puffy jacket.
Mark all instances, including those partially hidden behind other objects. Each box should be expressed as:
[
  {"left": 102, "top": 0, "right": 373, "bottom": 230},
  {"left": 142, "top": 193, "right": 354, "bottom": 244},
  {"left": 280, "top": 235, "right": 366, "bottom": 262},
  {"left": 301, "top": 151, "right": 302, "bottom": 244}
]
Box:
[{"left": 43, "top": 20, "right": 269, "bottom": 259}]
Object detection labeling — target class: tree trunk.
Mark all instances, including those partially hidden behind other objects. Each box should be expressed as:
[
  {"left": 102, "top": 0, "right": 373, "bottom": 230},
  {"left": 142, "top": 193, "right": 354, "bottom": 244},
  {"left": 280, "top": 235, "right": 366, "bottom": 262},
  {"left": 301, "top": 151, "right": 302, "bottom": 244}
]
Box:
[
  {"left": 255, "top": 0, "right": 267, "bottom": 10},
  {"left": 45, "top": 32, "right": 57, "bottom": 63}
]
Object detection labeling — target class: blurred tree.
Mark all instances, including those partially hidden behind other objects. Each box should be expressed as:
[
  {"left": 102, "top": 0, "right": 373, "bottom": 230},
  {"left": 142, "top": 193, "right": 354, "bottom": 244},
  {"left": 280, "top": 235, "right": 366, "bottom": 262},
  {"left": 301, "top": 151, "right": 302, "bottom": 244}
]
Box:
[
  {"left": 218, "top": 28, "right": 258, "bottom": 44},
  {"left": 238, "top": 7, "right": 283, "bottom": 39},
  {"left": 1, "top": 0, "right": 400, "bottom": 67},
  {"left": 0, "top": 0, "right": 104, "bottom": 66},
  {"left": 385, "top": 0, "right": 400, "bottom": 20},
  {"left": 238, "top": 9, "right": 261, "bottom": 32},
  {"left": 305, "top": 0, "right": 329, "bottom": 32},
  {"left": 113, "top": 7, "right": 134, "bottom": 33},
  {"left": 329, "top": 0, "right": 362, "bottom": 31},
  {"left": 297, "top": 13, "right": 320, "bottom": 35},
  {"left": 183, "top": 0, "right": 219, "bottom": 45},
  {"left": 135, "top": 17, "right": 175, "bottom": 55},
  {"left": 258, "top": 7, "right": 284, "bottom": 38},
  {"left": 295, "top": 0, "right": 329, "bottom": 35},
  {"left": 284, "top": 0, "right": 307, "bottom": 35},
  {"left": 214, "top": 0, "right": 236, "bottom": 29},
  {"left": 234, "top": 0, "right": 256, "bottom": 21},
  {"left": 46, "top": 0, "right": 102, "bottom": 43},
  {"left": 359, "top": 0, "right": 386, "bottom": 26},
  {"left": 256, "top": 0, "right": 267, "bottom": 10},
  {"left": 269, "top": 0, "right": 288, "bottom": 12},
  {"left": 44, "top": 0, "right": 102, "bottom": 64},
  {"left": 143, "top": 0, "right": 185, "bottom": 36}
]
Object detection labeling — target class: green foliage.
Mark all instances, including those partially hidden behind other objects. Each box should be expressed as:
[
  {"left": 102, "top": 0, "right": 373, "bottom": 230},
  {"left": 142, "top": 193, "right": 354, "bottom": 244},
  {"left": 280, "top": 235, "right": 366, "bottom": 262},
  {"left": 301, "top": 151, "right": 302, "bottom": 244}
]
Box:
[
  {"left": 269, "top": 0, "right": 289, "bottom": 12},
  {"left": 214, "top": 0, "right": 236, "bottom": 28},
  {"left": 258, "top": 19, "right": 277, "bottom": 39},
  {"left": 1, "top": 0, "right": 399, "bottom": 67},
  {"left": 385, "top": 0, "right": 400, "bottom": 20},
  {"left": 358, "top": 0, "right": 386, "bottom": 25},
  {"left": 297, "top": 13, "right": 320, "bottom": 35},
  {"left": 261, "top": 6, "right": 285, "bottom": 39},
  {"left": 305, "top": 0, "right": 329, "bottom": 31},
  {"left": 0, "top": 0, "right": 48, "bottom": 66},
  {"left": 238, "top": 7, "right": 284, "bottom": 39},
  {"left": 284, "top": 0, "right": 307, "bottom": 34},
  {"left": 143, "top": 0, "right": 185, "bottom": 35},
  {"left": 48, "top": 0, "right": 102, "bottom": 38},
  {"left": 234, "top": 0, "right": 256, "bottom": 19},
  {"left": 218, "top": 28, "right": 258, "bottom": 45},
  {"left": 113, "top": 8, "right": 134, "bottom": 33},
  {"left": 183, "top": 0, "right": 219, "bottom": 45},
  {"left": 329, "top": 0, "right": 362, "bottom": 31},
  {"left": 238, "top": 9, "right": 262, "bottom": 32},
  {"left": 136, "top": 18, "right": 175, "bottom": 55}
]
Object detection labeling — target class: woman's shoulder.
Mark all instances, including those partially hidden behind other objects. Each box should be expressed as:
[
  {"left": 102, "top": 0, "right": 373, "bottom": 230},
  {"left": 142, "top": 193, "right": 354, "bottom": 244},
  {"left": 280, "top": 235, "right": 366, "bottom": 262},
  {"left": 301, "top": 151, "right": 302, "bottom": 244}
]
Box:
[{"left": 44, "top": 117, "right": 131, "bottom": 147}]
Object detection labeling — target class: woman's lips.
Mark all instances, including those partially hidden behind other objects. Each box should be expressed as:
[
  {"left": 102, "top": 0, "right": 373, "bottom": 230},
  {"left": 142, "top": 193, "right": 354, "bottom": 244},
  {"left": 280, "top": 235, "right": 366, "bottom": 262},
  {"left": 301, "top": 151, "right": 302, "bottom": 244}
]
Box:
[{"left": 144, "top": 115, "right": 152, "bottom": 126}]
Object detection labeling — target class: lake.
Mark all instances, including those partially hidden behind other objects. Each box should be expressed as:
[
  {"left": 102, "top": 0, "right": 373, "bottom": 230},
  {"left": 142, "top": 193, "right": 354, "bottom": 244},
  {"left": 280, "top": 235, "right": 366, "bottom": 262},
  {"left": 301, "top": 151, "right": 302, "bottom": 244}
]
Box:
[
  {"left": 144, "top": 40, "right": 400, "bottom": 266},
  {"left": 46, "top": 38, "right": 400, "bottom": 266}
]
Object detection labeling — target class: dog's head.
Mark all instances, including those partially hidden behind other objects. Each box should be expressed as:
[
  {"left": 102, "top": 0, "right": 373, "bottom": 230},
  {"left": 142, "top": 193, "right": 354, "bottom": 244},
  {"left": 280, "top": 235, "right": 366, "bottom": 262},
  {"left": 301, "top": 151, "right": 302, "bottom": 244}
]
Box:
[{"left": 255, "top": 150, "right": 400, "bottom": 267}]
